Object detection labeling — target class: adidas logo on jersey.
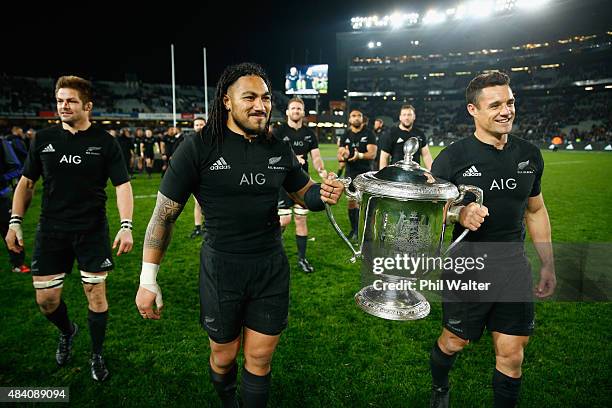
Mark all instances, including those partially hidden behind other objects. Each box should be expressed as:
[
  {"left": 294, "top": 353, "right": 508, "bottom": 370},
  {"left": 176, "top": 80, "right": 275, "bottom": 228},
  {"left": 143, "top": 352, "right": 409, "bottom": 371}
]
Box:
[
  {"left": 283, "top": 136, "right": 290, "bottom": 142},
  {"left": 396, "top": 137, "right": 404, "bottom": 144},
  {"left": 100, "top": 258, "right": 113, "bottom": 268},
  {"left": 462, "top": 165, "right": 481, "bottom": 177},
  {"left": 41, "top": 144, "right": 55, "bottom": 153},
  {"left": 210, "top": 157, "right": 231, "bottom": 170}
]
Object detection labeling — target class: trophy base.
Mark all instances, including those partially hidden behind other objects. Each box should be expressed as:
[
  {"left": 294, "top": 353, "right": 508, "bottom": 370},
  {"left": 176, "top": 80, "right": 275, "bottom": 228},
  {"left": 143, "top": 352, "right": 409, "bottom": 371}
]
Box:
[{"left": 354, "top": 284, "right": 431, "bottom": 321}]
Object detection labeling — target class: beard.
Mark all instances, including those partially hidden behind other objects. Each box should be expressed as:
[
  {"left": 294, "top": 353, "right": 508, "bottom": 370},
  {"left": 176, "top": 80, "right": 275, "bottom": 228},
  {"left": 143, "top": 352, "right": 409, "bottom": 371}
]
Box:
[{"left": 233, "top": 112, "right": 269, "bottom": 137}]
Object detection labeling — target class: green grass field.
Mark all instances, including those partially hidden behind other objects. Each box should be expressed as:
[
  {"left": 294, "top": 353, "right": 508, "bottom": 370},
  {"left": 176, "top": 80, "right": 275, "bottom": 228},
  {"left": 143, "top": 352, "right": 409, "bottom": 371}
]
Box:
[{"left": 1, "top": 144, "right": 611, "bottom": 407}]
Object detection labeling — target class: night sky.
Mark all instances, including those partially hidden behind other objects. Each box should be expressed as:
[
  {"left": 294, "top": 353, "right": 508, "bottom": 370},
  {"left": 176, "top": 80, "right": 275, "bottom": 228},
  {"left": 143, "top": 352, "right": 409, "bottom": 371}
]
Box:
[
  {"left": 2, "top": 0, "right": 438, "bottom": 98},
  {"left": 3, "top": 0, "right": 608, "bottom": 101}
]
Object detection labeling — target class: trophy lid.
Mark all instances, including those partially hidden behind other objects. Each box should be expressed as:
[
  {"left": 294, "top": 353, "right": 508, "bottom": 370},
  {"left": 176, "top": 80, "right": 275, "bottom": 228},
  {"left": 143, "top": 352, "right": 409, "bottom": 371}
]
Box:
[{"left": 353, "top": 137, "right": 459, "bottom": 200}]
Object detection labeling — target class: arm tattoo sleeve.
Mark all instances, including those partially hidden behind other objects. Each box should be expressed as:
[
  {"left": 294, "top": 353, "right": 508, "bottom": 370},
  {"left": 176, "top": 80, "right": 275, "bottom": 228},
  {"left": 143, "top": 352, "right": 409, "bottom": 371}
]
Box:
[{"left": 143, "top": 192, "right": 185, "bottom": 253}]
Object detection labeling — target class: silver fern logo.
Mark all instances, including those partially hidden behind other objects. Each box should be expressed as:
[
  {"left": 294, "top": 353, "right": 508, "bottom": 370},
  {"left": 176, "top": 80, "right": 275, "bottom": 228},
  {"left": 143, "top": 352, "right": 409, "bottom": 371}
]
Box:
[
  {"left": 517, "top": 160, "right": 530, "bottom": 170},
  {"left": 269, "top": 156, "right": 282, "bottom": 165}
]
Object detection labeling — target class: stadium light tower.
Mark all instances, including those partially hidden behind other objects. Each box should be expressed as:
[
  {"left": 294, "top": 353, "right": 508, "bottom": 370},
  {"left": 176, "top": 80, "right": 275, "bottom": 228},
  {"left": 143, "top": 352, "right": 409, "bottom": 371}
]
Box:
[{"left": 423, "top": 9, "right": 447, "bottom": 25}]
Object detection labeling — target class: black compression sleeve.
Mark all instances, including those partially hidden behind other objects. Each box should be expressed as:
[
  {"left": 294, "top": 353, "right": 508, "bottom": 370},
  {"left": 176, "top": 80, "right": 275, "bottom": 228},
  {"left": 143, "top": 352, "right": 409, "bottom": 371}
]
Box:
[{"left": 304, "top": 183, "right": 325, "bottom": 212}]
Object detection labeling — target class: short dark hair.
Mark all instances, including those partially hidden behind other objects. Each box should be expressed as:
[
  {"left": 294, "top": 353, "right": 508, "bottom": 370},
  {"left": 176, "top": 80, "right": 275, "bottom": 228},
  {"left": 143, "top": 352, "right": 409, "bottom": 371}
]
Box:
[
  {"left": 400, "top": 104, "right": 415, "bottom": 113},
  {"left": 55, "top": 75, "right": 93, "bottom": 105},
  {"left": 287, "top": 97, "right": 304, "bottom": 108},
  {"left": 466, "top": 71, "right": 510, "bottom": 106},
  {"left": 193, "top": 117, "right": 206, "bottom": 123}
]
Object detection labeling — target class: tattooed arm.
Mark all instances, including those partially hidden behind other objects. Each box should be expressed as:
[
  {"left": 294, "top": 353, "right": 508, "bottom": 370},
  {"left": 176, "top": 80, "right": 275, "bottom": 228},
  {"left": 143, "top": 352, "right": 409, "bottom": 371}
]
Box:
[
  {"left": 136, "top": 191, "right": 185, "bottom": 319},
  {"left": 142, "top": 191, "right": 185, "bottom": 263}
]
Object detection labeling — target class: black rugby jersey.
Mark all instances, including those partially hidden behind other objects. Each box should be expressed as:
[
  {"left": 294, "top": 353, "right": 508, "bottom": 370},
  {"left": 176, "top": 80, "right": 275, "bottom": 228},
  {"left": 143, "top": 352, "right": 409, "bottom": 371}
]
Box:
[
  {"left": 163, "top": 133, "right": 184, "bottom": 157},
  {"left": 116, "top": 134, "right": 133, "bottom": 160},
  {"left": 273, "top": 123, "right": 318, "bottom": 173},
  {"left": 340, "top": 127, "right": 376, "bottom": 174},
  {"left": 23, "top": 124, "right": 130, "bottom": 232},
  {"left": 381, "top": 126, "right": 427, "bottom": 165},
  {"left": 160, "top": 128, "right": 310, "bottom": 254},
  {"left": 431, "top": 134, "right": 543, "bottom": 243},
  {"left": 133, "top": 136, "right": 143, "bottom": 155},
  {"left": 142, "top": 136, "right": 158, "bottom": 156}
]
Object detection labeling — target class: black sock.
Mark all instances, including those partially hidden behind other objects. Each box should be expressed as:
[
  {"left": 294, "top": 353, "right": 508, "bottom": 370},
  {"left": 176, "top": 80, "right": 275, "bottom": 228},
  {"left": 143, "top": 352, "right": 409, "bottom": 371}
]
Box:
[
  {"left": 349, "top": 208, "right": 359, "bottom": 233},
  {"left": 146, "top": 166, "right": 152, "bottom": 176},
  {"left": 430, "top": 341, "right": 457, "bottom": 389},
  {"left": 493, "top": 369, "right": 522, "bottom": 408},
  {"left": 88, "top": 309, "right": 108, "bottom": 355},
  {"left": 209, "top": 362, "right": 238, "bottom": 408},
  {"left": 296, "top": 235, "right": 307, "bottom": 259},
  {"left": 241, "top": 367, "right": 271, "bottom": 408},
  {"left": 194, "top": 224, "right": 202, "bottom": 231},
  {"left": 44, "top": 299, "right": 73, "bottom": 335},
  {"left": 348, "top": 208, "right": 356, "bottom": 232}
]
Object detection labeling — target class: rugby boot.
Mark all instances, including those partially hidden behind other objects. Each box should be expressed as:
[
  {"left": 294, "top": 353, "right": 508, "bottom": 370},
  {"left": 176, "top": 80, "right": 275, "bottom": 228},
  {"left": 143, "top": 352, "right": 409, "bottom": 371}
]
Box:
[
  {"left": 430, "top": 385, "right": 450, "bottom": 408},
  {"left": 90, "top": 353, "right": 110, "bottom": 382},
  {"left": 297, "top": 258, "right": 314, "bottom": 274},
  {"left": 12, "top": 264, "right": 31, "bottom": 273},
  {"left": 56, "top": 322, "right": 78, "bottom": 366}
]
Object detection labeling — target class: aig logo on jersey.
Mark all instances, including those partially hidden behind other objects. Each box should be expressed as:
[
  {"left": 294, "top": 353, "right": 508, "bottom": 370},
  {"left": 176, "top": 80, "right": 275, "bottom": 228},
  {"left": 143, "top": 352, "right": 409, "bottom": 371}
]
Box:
[
  {"left": 240, "top": 173, "right": 266, "bottom": 186},
  {"left": 517, "top": 160, "right": 535, "bottom": 174},
  {"left": 490, "top": 178, "right": 517, "bottom": 190},
  {"left": 60, "top": 154, "right": 82, "bottom": 164}
]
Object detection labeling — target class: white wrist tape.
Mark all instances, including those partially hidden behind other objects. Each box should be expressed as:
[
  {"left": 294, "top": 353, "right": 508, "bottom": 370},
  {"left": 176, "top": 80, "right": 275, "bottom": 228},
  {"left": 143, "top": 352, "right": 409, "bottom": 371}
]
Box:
[
  {"left": 8, "top": 223, "right": 23, "bottom": 241},
  {"left": 140, "top": 262, "right": 163, "bottom": 307},
  {"left": 140, "top": 262, "right": 160, "bottom": 286}
]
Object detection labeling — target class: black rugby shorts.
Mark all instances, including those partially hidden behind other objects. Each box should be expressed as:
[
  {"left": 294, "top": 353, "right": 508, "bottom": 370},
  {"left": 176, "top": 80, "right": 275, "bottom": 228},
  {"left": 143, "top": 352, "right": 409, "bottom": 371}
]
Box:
[
  {"left": 441, "top": 257, "right": 535, "bottom": 341},
  {"left": 31, "top": 222, "right": 113, "bottom": 276},
  {"left": 199, "top": 244, "right": 290, "bottom": 344}
]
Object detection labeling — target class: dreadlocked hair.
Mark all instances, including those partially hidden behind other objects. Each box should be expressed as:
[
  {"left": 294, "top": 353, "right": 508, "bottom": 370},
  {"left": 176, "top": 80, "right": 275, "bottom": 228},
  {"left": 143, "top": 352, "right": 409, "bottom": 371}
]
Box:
[{"left": 203, "top": 62, "right": 273, "bottom": 151}]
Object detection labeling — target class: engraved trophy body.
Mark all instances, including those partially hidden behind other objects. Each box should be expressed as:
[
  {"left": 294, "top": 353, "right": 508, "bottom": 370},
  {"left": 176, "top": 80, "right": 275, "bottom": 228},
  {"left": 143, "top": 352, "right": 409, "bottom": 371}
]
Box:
[{"left": 326, "top": 138, "right": 483, "bottom": 320}]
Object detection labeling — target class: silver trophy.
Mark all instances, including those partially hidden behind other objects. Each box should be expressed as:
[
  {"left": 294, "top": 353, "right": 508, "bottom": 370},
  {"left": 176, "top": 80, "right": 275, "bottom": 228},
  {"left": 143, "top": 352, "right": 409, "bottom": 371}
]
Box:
[{"left": 326, "top": 137, "right": 483, "bottom": 320}]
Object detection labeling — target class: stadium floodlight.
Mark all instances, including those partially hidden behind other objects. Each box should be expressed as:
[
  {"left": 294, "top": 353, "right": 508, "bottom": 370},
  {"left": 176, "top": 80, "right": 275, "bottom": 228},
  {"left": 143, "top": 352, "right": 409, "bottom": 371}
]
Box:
[
  {"left": 496, "top": 0, "right": 515, "bottom": 11},
  {"left": 376, "top": 41, "right": 382, "bottom": 47},
  {"left": 423, "top": 9, "right": 446, "bottom": 25},
  {"left": 467, "top": 0, "right": 495, "bottom": 18},
  {"left": 389, "top": 12, "right": 405, "bottom": 29},
  {"left": 454, "top": 4, "right": 467, "bottom": 19},
  {"left": 350, "top": 12, "right": 419, "bottom": 30},
  {"left": 368, "top": 41, "right": 375, "bottom": 48},
  {"left": 516, "top": 0, "right": 549, "bottom": 9}
]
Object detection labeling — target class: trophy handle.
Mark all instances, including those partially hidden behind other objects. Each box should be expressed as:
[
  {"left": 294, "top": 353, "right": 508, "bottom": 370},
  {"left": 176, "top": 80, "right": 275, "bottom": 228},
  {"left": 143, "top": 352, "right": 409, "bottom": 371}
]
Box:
[
  {"left": 443, "top": 185, "right": 484, "bottom": 255},
  {"left": 325, "top": 203, "right": 361, "bottom": 263},
  {"left": 337, "top": 177, "right": 361, "bottom": 202}
]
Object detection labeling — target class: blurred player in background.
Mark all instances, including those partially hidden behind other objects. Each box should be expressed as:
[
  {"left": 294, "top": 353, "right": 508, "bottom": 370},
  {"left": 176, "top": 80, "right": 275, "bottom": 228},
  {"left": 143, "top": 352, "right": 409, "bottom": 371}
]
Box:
[{"left": 275, "top": 97, "right": 327, "bottom": 273}]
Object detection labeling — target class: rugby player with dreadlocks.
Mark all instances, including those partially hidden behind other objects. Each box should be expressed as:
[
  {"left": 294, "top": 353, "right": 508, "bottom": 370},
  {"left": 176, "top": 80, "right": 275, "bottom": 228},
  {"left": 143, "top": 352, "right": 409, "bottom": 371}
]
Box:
[{"left": 135, "top": 62, "right": 344, "bottom": 408}]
